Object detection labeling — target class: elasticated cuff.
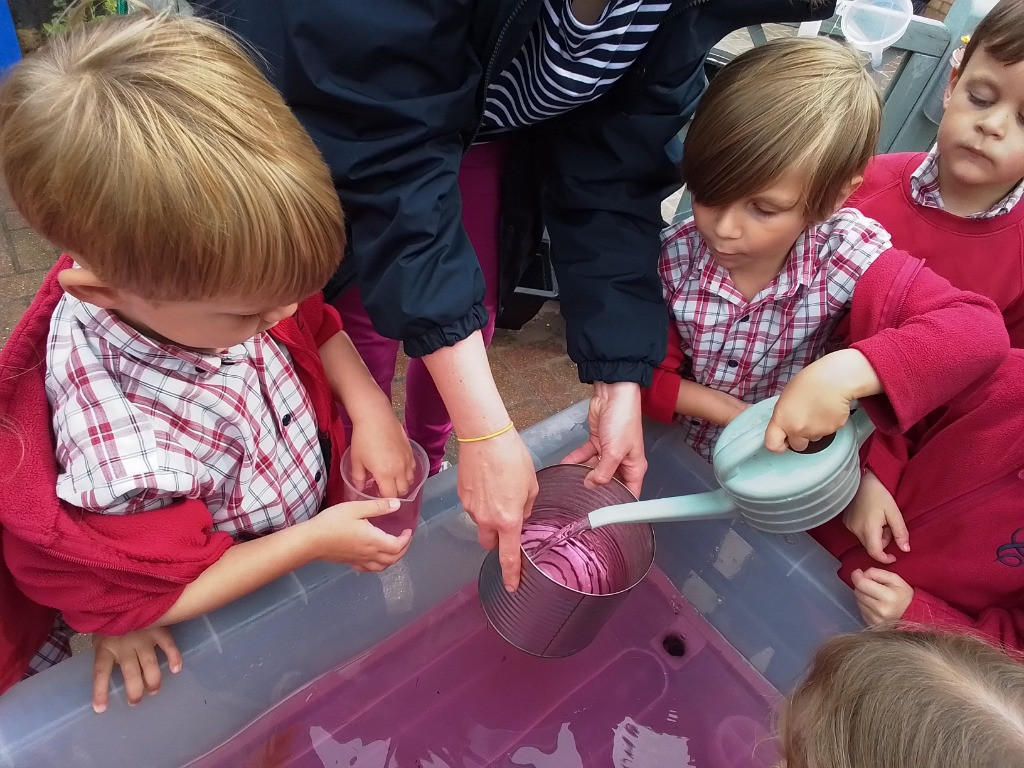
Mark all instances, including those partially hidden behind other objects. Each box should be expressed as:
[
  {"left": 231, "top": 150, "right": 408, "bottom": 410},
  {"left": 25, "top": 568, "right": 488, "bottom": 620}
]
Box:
[
  {"left": 402, "top": 304, "right": 489, "bottom": 358},
  {"left": 576, "top": 359, "right": 654, "bottom": 387}
]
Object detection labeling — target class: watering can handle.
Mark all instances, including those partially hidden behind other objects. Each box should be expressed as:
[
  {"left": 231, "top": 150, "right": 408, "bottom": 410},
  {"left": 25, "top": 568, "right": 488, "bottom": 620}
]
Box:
[
  {"left": 849, "top": 402, "right": 875, "bottom": 447},
  {"left": 588, "top": 489, "right": 737, "bottom": 529},
  {"left": 715, "top": 401, "right": 876, "bottom": 482}
]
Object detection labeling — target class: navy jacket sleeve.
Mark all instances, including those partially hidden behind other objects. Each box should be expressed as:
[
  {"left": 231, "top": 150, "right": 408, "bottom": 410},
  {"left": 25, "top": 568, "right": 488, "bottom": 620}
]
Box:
[
  {"left": 541, "top": 0, "right": 837, "bottom": 386},
  {"left": 199, "top": 0, "right": 488, "bottom": 358}
]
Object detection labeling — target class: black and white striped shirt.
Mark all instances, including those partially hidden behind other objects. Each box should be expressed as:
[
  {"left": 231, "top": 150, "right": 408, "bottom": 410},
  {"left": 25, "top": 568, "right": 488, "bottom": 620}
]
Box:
[{"left": 480, "top": 0, "right": 672, "bottom": 135}]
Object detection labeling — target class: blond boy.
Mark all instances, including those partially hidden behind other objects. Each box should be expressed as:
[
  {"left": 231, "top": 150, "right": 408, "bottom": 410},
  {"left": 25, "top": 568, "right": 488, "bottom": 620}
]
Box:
[
  {"left": 642, "top": 37, "right": 890, "bottom": 460},
  {"left": 0, "top": 12, "right": 414, "bottom": 709}
]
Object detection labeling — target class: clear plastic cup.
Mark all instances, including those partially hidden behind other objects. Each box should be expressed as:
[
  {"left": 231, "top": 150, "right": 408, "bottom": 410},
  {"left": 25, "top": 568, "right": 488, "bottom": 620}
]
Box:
[
  {"left": 340, "top": 440, "right": 429, "bottom": 537},
  {"left": 840, "top": 0, "right": 913, "bottom": 69}
]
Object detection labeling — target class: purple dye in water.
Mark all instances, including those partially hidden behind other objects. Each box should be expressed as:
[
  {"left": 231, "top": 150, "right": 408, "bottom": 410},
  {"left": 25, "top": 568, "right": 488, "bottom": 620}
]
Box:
[
  {"left": 189, "top": 567, "right": 781, "bottom": 768},
  {"left": 521, "top": 506, "right": 631, "bottom": 594}
]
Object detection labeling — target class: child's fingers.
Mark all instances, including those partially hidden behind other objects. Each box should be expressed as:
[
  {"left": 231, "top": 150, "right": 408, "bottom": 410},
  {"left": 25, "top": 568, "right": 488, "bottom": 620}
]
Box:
[
  {"left": 763, "top": 420, "right": 792, "bottom": 453},
  {"left": 121, "top": 656, "right": 146, "bottom": 706},
  {"left": 852, "top": 573, "right": 891, "bottom": 602},
  {"left": 865, "top": 527, "right": 897, "bottom": 564},
  {"left": 155, "top": 630, "right": 182, "bottom": 674},
  {"left": 862, "top": 567, "right": 907, "bottom": 587},
  {"left": 136, "top": 647, "right": 163, "bottom": 695},
  {"left": 885, "top": 508, "right": 911, "bottom": 553},
  {"left": 92, "top": 652, "right": 115, "bottom": 714},
  {"left": 352, "top": 498, "right": 402, "bottom": 519}
]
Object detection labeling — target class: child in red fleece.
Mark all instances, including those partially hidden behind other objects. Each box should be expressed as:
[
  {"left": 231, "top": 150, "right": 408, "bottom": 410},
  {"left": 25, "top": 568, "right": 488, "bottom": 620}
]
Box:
[
  {"left": 0, "top": 12, "right": 416, "bottom": 708},
  {"left": 763, "top": 249, "right": 1022, "bottom": 649},
  {"left": 848, "top": 0, "right": 1024, "bottom": 345}
]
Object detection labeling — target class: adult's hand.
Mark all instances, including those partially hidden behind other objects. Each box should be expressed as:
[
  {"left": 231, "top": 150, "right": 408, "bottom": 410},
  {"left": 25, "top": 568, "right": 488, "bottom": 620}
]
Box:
[
  {"left": 457, "top": 429, "right": 538, "bottom": 592},
  {"left": 563, "top": 381, "right": 647, "bottom": 497},
  {"left": 421, "top": 331, "right": 538, "bottom": 592}
]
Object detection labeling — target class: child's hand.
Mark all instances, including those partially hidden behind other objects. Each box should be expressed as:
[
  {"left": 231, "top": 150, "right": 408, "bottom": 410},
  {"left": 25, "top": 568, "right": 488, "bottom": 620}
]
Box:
[
  {"left": 350, "top": 413, "right": 415, "bottom": 498},
  {"left": 764, "top": 350, "right": 879, "bottom": 453},
  {"left": 842, "top": 469, "right": 909, "bottom": 563},
  {"left": 92, "top": 627, "right": 181, "bottom": 713},
  {"left": 851, "top": 568, "right": 914, "bottom": 626},
  {"left": 309, "top": 498, "right": 413, "bottom": 571}
]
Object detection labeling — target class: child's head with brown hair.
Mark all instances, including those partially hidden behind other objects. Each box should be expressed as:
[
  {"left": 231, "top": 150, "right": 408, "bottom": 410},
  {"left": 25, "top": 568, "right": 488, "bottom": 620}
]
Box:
[
  {"left": 780, "top": 628, "right": 1024, "bottom": 768},
  {"left": 938, "top": 0, "right": 1024, "bottom": 215},
  {"left": 683, "top": 36, "right": 881, "bottom": 224},
  {"left": 0, "top": 10, "right": 344, "bottom": 349}
]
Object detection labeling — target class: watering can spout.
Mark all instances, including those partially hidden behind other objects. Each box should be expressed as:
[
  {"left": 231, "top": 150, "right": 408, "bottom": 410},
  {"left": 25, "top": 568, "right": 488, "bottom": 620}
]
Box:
[{"left": 588, "top": 490, "right": 738, "bottom": 530}]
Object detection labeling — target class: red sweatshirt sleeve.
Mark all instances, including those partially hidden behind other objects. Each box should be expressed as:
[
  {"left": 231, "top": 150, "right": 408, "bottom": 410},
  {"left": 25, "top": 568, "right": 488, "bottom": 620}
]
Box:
[
  {"left": 297, "top": 292, "right": 343, "bottom": 348},
  {"left": 860, "top": 432, "right": 910, "bottom": 494},
  {"left": 641, "top": 322, "right": 685, "bottom": 424},
  {"left": 903, "top": 588, "right": 1024, "bottom": 653},
  {"left": 3, "top": 500, "right": 233, "bottom": 636},
  {"left": 850, "top": 250, "right": 1009, "bottom": 434}
]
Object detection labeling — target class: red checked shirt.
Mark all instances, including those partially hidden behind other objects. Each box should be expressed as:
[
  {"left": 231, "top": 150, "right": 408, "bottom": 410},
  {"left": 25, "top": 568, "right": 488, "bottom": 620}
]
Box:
[
  {"left": 911, "top": 144, "right": 1024, "bottom": 219},
  {"left": 45, "top": 294, "right": 327, "bottom": 537},
  {"left": 659, "top": 208, "right": 892, "bottom": 459}
]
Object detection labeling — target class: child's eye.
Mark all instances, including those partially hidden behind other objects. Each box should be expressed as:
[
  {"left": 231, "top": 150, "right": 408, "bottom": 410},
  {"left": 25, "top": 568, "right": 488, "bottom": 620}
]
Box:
[
  {"left": 967, "top": 91, "right": 992, "bottom": 107},
  {"left": 750, "top": 203, "right": 777, "bottom": 217}
]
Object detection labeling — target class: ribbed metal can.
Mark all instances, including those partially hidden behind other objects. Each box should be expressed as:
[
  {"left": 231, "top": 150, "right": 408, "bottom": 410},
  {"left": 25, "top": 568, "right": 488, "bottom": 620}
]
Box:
[{"left": 478, "top": 464, "right": 655, "bottom": 658}]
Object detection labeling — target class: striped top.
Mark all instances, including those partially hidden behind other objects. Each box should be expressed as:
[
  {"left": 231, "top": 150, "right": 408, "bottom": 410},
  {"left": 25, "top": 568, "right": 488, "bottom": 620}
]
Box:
[{"left": 480, "top": 0, "right": 671, "bottom": 134}]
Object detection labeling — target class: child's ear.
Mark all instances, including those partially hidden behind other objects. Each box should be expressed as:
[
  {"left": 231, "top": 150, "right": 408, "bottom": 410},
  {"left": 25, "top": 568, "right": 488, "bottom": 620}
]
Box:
[
  {"left": 942, "top": 67, "right": 961, "bottom": 110},
  {"left": 841, "top": 174, "right": 864, "bottom": 202},
  {"left": 57, "top": 267, "right": 122, "bottom": 310}
]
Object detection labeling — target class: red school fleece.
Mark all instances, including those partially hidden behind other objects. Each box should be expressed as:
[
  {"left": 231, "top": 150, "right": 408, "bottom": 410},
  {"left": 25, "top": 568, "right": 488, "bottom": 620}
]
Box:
[
  {"left": 848, "top": 151, "right": 1024, "bottom": 346},
  {"left": 0, "top": 255, "right": 348, "bottom": 694},
  {"left": 812, "top": 252, "right": 1024, "bottom": 650}
]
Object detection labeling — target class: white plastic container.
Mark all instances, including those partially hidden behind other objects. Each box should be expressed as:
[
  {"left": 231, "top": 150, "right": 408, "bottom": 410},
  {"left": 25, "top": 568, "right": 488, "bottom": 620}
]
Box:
[{"left": 0, "top": 403, "right": 861, "bottom": 768}]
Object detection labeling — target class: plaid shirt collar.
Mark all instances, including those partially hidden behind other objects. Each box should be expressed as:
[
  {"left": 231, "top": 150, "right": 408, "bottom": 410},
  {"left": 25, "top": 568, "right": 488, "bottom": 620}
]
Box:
[
  {"left": 910, "top": 145, "right": 1024, "bottom": 219},
  {"left": 70, "top": 297, "right": 248, "bottom": 376},
  {"left": 695, "top": 226, "right": 819, "bottom": 305}
]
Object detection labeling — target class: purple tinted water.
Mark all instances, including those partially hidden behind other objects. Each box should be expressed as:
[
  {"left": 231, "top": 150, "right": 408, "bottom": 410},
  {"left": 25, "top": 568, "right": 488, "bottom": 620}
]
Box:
[
  {"left": 188, "top": 567, "right": 780, "bottom": 768},
  {"left": 520, "top": 506, "right": 633, "bottom": 594}
]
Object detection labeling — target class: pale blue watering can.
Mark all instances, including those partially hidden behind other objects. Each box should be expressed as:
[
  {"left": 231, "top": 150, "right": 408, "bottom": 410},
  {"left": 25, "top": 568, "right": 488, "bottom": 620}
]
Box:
[{"left": 588, "top": 395, "right": 876, "bottom": 535}]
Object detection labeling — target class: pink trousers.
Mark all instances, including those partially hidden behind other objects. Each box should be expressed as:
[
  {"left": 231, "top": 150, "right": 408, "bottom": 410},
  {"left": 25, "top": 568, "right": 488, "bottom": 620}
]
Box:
[{"left": 333, "top": 141, "right": 506, "bottom": 474}]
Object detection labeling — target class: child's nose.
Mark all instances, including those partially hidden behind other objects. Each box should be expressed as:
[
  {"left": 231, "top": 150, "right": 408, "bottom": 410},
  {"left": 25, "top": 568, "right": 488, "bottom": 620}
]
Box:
[
  {"left": 713, "top": 208, "right": 742, "bottom": 240},
  {"left": 261, "top": 303, "right": 299, "bottom": 324},
  {"left": 977, "top": 108, "right": 1009, "bottom": 138}
]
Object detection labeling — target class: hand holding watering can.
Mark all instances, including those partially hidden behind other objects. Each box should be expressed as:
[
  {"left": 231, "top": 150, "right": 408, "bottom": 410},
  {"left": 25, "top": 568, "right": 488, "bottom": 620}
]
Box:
[{"left": 589, "top": 350, "right": 882, "bottom": 535}]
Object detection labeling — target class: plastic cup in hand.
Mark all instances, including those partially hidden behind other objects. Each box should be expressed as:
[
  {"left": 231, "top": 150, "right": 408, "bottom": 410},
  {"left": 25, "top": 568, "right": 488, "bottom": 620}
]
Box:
[{"left": 340, "top": 441, "right": 429, "bottom": 537}]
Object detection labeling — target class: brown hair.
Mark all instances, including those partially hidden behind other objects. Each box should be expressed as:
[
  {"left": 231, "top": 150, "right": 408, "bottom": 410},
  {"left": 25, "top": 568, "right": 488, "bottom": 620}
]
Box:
[
  {"left": 0, "top": 9, "right": 344, "bottom": 302},
  {"left": 683, "top": 37, "right": 881, "bottom": 222},
  {"left": 780, "top": 628, "right": 1024, "bottom": 768},
  {"left": 960, "top": 0, "right": 1024, "bottom": 73}
]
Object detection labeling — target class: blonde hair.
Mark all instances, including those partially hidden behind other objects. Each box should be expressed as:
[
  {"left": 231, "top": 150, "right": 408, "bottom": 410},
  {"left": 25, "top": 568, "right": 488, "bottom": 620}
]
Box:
[
  {"left": 781, "top": 628, "right": 1024, "bottom": 768},
  {"left": 683, "top": 37, "right": 881, "bottom": 222},
  {"left": 0, "top": 10, "right": 344, "bottom": 302}
]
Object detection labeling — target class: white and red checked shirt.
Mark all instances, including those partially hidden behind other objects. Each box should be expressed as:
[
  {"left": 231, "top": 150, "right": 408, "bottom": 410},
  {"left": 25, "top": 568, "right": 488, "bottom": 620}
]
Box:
[
  {"left": 659, "top": 208, "right": 892, "bottom": 459},
  {"left": 45, "top": 294, "right": 327, "bottom": 538},
  {"left": 910, "top": 144, "right": 1024, "bottom": 219}
]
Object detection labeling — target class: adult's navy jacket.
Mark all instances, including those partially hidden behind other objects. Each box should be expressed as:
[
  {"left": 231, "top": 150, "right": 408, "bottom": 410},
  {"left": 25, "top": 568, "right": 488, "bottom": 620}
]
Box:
[{"left": 198, "top": 0, "right": 835, "bottom": 385}]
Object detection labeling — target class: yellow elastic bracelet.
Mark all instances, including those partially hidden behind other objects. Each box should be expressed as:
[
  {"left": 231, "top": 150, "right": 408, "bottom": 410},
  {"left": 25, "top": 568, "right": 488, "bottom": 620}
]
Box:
[{"left": 457, "top": 421, "right": 515, "bottom": 443}]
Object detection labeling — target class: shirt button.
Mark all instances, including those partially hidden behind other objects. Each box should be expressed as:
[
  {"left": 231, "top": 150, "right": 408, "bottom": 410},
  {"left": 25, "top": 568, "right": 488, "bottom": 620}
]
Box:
[
  {"left": 739, "top": 315, "right": 750, "bottom": 322},
  {"left": 690, "top": 419, "right": 700, "bottom": 426},
  {"left": 194, "top": 365, "right": 204, "bottom": 373},
  {"left": 1018, "top": 469, "right": 1024, "bottom": 480},
  {"left": 727, "top": 360, "right": 739, "bottom": 368},
  {"left": 314, "top": 470, "right": 322, "bottom": 482},
  {"left": 282, "top": 413, "right": 293, "bottom": 427}
]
